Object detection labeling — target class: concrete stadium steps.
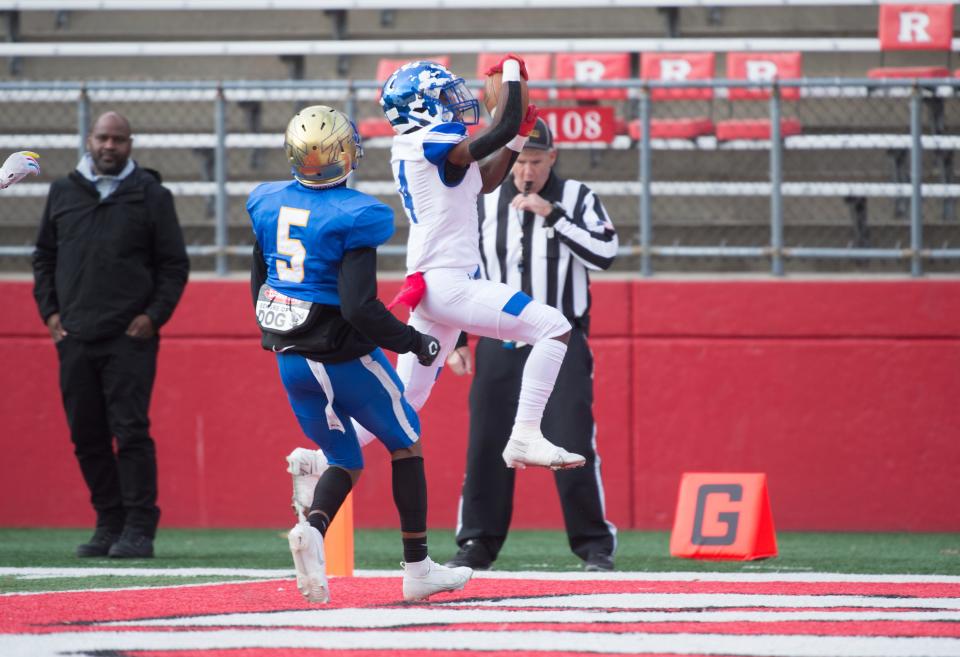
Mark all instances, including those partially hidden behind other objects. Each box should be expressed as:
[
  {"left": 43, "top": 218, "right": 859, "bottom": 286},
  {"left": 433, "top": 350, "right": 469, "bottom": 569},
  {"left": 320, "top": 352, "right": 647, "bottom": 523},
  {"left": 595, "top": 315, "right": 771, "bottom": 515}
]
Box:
[
  {"left": 15, "top": 6, "right": 897, "bottom": 42},
  {"left": 4, "top": 52, "right": 956, "bottom": 84},
  {"left": 6, "top": 3, "right": 957, "bottom": 83},
  {"left": 3, "top": 55, "right": 298, "bottom": 83},
  {"left": 18, "top": 10, "right": 343, "bottom": 41}
]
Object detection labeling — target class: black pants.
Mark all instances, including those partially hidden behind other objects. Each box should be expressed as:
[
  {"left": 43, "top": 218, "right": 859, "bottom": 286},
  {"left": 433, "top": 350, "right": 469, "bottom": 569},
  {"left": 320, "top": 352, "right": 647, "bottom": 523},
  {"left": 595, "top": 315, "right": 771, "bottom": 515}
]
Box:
[
  {"left": 56, "top": 334, "right": 161, "bottom": 537},
  {"left": 455, "top": 328, "right": 616, "bottom": 562}
]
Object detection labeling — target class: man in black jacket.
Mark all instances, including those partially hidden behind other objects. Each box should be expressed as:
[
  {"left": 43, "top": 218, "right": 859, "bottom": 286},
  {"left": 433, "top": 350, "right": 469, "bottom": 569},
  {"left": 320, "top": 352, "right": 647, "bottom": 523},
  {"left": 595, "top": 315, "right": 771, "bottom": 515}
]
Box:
[{"left": 32, "top": 111, "right": 189, "bottom": 559}]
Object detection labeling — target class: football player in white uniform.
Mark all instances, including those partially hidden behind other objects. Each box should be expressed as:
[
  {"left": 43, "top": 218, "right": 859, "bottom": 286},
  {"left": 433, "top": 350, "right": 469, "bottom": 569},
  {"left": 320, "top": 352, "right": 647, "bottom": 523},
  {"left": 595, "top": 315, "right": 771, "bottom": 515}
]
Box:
[
  {"left": 0, "top": 151, "right": 40, "bottom": 189},
  {"left": 378, "top": 56, "right": 585, "bottom": 471}
]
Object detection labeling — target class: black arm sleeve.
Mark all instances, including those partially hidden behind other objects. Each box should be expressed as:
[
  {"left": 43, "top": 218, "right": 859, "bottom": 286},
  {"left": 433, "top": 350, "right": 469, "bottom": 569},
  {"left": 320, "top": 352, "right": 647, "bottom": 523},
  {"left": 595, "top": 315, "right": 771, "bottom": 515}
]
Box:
[
  {"left": 468, "top": 80, "right": 523, "bottom": 161},
  {"left": 338, "top": 247, "right": 422, "bottom": 354},
  {"left": 250, "top": 238, "right": 267, "bottom": 309}
]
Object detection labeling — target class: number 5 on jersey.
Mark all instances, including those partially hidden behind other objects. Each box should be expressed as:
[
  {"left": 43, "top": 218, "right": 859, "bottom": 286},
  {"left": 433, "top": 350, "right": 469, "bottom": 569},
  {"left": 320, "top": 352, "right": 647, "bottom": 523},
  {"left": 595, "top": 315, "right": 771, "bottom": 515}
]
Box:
[{"left": 277, "top": 206, "right": 309, "bottom": 282}]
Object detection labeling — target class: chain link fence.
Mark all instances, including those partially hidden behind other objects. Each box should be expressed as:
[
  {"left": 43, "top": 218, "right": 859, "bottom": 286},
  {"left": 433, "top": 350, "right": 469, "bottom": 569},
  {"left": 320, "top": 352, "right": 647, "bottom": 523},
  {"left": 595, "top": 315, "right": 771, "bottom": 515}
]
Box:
[{"left": 1, "top": 78, "right": 957, "bottom": 275}]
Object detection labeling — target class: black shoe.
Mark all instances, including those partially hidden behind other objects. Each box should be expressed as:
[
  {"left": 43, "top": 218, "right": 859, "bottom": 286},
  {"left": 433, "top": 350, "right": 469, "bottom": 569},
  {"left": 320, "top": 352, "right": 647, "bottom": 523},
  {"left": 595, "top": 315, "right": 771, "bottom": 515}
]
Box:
[
  {"left": 584, "top": 552, "right": 614, "bottom": 572},
  {"left": 444, "top": 539, "right": 494, "bottom": 570},
  {"left": 107, "top": 529, "right": 154, "bottom": 559},
  {"left": 76, "top": 529, "right": 121, "bottom": 558}
]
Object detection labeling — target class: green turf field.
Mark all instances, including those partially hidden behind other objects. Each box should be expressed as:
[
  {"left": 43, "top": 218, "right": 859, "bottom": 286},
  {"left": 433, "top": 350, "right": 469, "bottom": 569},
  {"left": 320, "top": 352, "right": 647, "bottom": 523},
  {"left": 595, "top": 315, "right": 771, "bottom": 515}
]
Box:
[{"left": 1, "top": 528, "right": 958, "bottom": 593}]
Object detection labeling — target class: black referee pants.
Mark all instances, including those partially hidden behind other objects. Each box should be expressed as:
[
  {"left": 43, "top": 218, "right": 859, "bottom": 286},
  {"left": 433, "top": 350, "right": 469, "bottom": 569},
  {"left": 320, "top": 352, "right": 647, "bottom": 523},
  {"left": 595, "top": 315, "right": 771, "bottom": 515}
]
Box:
[
  {"left": 455, "top": 327, "right": 616, "bottom": 562},
  {"left": 56, "top": 334, "right": 161, "bottom": 538}
]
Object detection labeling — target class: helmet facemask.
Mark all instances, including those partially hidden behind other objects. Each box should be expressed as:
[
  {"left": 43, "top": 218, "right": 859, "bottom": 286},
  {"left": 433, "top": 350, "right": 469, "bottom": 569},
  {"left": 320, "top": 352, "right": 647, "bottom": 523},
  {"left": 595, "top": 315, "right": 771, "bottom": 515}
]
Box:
[{"left": 437, "top": 78, "right": 479, "bottom": 125}]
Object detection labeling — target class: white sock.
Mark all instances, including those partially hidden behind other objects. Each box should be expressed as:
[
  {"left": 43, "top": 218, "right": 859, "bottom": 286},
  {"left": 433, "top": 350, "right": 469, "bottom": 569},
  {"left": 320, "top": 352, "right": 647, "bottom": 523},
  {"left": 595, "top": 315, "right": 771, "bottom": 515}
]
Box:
[
  {"left": 405, "top": 556, "right": 431, "bottom": 576},
  {"left": 514, "top": 337, "right": 567, "bottom": 427}
]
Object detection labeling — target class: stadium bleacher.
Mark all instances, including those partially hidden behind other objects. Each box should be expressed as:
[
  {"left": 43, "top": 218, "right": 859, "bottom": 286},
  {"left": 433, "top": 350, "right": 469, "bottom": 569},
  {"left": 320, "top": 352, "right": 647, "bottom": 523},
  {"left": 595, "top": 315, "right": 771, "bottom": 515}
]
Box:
[{"left": 0, "top": 0, "right": 957, "bottom": 274}]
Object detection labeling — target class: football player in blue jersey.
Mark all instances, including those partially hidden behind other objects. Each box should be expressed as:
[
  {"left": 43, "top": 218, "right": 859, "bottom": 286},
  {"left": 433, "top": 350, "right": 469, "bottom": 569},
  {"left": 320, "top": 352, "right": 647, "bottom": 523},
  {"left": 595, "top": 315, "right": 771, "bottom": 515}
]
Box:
[{"left": 247, "top": 105, "right": 472, "bottom": 604}]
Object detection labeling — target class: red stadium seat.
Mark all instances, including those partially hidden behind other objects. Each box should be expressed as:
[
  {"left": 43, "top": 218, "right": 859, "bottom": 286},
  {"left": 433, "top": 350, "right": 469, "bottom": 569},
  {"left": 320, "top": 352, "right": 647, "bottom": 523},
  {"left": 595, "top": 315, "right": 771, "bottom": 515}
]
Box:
[
  {"left": 718, "top": 52, "right": 803, "bottom": 141},
  {"left": 628, "top": 117, "right": 715, "bottom": 140},
  {"left": 867, "top": 66, "right": 951, "bottom": 79},
  {"left": 555, "top": 52, "right": 630, "bottom": 101},
  {"left": 727, "top": 52, "right": 802, "bottom": 101},
  {"left": 877, "top": 3, "right": 954, "bottom": 51},
  {"left": 633, "top": 53, "right": 715, "bottom": 141},
  {"left": 715, "top": 119, "right": 802, "bottom": 141},
  {"left": 641, "top": 53, "right": 715, "bottom": 101},
  {"left": 477, "top": 53, "right": 552, "bottom": 100},
  {"left": 870, "top": 4, "right": 954, "bottom": 78}
]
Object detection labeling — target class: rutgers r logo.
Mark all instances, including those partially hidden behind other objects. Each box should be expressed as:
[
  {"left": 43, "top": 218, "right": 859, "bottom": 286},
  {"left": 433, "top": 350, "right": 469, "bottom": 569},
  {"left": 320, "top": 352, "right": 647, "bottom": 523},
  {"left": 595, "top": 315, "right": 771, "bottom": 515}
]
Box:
[{"left": 691, "top": 483, "right": 742, "bottom": 546}]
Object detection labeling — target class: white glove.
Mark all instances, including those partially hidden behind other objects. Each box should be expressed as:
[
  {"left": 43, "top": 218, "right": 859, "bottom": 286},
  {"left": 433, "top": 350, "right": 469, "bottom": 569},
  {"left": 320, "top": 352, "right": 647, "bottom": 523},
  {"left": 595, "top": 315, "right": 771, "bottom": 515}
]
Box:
[
  {"left": 0, "top": 151, "right": 40, "bottom": 190},
  {"left": 286, "top": 448, "right": 328, "bottom": 521}
]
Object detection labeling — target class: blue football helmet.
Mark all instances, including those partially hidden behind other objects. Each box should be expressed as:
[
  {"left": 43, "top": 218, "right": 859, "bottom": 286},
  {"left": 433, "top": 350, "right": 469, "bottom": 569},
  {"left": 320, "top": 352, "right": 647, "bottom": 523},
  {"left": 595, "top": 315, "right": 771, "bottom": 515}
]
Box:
[{"left": 380, "top": 60, "right": 479, "bottom": 135}]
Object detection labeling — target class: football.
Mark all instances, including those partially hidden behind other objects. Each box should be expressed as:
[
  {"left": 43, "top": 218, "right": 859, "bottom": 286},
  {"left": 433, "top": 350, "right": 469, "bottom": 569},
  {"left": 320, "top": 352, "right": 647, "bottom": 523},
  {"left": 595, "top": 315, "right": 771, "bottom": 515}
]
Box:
[{"left": 483, "top": 72, "right": 529, "bottom": 116}]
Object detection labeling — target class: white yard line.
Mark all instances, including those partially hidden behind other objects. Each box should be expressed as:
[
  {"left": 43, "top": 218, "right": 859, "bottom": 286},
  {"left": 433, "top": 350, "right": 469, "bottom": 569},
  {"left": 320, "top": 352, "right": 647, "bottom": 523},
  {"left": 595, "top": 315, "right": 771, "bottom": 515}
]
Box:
[
  {"left": 0, "top": 567, "right": 293, "bottom": 578},
  {"left": 3, "top": 566, "right": 960, "bottom": 583},
  {"left": 4, "top": 629, "right": 960, "bottom": 657},
  {"left": 107, "top": 607, "right": 960, "bottom": 628},
  {"left": 0, "top": 578, "right": 290, "bottom": 597}
]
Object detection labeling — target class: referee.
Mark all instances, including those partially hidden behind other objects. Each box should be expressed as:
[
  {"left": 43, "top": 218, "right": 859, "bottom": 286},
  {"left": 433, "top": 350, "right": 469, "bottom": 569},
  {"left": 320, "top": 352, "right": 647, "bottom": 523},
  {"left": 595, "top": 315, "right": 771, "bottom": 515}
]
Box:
[{"left": 445, "top": 118, "right": 619, "bottom": 571}]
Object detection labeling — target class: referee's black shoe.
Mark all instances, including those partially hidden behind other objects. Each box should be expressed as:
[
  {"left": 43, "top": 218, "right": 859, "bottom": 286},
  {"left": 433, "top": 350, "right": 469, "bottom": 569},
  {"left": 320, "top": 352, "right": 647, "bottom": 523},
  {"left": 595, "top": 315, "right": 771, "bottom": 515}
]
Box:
[
  {"left": 445, "top": 539, "right": 494, "bottom": 570},
  {"left": 584, "top": 552, "right": 614, "bottom": 572}
]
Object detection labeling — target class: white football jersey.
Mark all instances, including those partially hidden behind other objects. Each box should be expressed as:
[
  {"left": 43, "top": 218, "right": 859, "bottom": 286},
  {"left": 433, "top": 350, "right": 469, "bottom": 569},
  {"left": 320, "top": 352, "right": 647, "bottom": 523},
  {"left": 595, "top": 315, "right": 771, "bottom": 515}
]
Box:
[{"left": 390, "top": 122, "right": 483, "bottom": 274}]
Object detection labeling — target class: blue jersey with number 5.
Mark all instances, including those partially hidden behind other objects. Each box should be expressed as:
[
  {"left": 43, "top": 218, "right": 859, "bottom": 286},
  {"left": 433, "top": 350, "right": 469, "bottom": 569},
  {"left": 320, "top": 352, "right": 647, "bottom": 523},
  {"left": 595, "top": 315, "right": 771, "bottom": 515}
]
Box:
[{"left": 247, "top": 180, "right": 395, "bottom": 306}]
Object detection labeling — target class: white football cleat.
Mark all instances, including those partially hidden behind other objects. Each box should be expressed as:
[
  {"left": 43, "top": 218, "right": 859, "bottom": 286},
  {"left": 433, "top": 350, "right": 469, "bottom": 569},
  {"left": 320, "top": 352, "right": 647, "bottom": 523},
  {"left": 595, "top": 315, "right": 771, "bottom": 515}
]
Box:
[
  {"left": 288, "top": 522, "right": 329, "bottom": 604},
  {"left": 402, "top": 557, "right": 472, "bottom": 602},
  {"left": 502, "top": 425, "right": 586, "bottom": 470}
]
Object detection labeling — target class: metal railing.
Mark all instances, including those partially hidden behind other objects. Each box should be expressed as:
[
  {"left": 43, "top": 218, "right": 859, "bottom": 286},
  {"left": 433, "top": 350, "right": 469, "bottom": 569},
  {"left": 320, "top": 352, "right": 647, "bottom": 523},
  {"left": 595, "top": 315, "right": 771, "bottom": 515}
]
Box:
[{"left": 1, "top": 77, "right": 958, "bottom": 276}]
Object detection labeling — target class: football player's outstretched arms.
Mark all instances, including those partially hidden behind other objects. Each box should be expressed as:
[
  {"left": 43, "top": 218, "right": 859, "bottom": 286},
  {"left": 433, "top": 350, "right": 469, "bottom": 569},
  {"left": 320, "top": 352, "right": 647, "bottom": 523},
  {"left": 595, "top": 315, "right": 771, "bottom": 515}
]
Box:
[
  {"left": 0, "top": 151, "right": 40, "bottom": 189},
  {"left": 445, "top": 57, "right": 538, "bottom": 192}
]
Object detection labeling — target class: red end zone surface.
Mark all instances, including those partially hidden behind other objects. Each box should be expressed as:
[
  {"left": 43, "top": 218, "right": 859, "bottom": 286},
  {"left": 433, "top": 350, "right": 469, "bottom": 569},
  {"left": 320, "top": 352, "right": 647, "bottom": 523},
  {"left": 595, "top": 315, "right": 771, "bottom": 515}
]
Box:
[
  {"left": 0, "top": 279, "right": 958, "bottom": 531},
  {"left": 2, "top": 574, "right": 960, "bottom": 656}
]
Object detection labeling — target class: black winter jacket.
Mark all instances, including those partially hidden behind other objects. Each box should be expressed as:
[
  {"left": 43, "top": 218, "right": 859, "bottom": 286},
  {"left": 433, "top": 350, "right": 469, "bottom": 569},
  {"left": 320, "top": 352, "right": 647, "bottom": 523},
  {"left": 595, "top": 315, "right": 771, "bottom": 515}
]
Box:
[{"left": 33, "top": 166, "right": 189, "bottom": 341}]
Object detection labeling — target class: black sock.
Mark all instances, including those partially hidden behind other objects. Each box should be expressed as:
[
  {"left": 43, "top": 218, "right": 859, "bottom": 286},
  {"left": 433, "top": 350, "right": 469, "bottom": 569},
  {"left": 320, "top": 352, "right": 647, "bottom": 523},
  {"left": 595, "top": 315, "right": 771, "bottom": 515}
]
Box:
[
  {"left": 392, "top": 456, "right": 429, "bottom": 562},
  {"left": 402, "top": 536, "right": 429, "bottom": 564},
  {"left": 307, "top": 466, "right": 353, "bottom": 537},
  {"left": 391, "top": 456, "right": 427, "bottom": 533}
]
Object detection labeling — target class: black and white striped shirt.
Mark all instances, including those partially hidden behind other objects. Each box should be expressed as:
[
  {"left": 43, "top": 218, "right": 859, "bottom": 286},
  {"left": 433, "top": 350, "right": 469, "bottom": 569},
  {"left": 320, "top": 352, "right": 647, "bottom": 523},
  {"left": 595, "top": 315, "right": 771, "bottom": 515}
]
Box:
[{"left": 478, "top": 172, "right": 618, "bottom": 323}]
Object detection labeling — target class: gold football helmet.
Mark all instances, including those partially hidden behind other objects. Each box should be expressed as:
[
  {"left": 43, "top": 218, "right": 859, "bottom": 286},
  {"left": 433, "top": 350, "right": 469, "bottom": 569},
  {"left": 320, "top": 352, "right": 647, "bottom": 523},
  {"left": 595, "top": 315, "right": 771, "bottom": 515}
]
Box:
[{"left": 284, "top": 105, "right": 363, "bottom": 189}]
